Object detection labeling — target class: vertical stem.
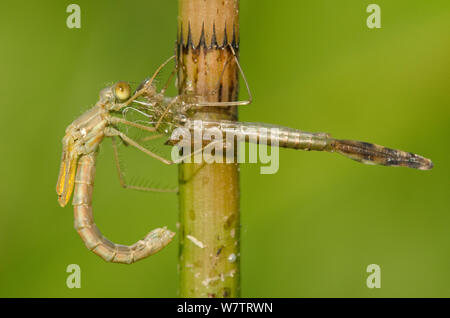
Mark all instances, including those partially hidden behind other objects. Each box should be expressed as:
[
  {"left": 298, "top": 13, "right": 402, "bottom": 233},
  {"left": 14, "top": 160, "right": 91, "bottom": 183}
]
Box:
[{"left": 177, "top": 0, "right": 241, "bottom": 298}]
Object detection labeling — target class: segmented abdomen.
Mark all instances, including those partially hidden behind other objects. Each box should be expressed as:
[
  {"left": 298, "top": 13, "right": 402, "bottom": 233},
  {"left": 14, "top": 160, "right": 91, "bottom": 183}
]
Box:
[
  {"left": 185, "top": 120, "right": 433, "bottom": 170},
  {"left": 73, "top": 154, "right": 175, "bottom": 264}
]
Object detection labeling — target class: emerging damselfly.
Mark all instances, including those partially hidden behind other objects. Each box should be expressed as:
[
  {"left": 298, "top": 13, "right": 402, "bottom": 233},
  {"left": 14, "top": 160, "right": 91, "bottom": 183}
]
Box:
[
  {"left": 57, "top": 45, "right": 432, "bottom": 264},
  {"left": 127, "top": 45, "right": 433, "bottom": 171},
  {"left": 56, "top": 80, "right": 177, "bottom": 264}
]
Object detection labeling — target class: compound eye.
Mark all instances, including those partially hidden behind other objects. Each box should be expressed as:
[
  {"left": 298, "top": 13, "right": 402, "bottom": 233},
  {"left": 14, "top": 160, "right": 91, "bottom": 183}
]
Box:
[{"left": 114, "top": 81, "right": 131, "bottom": 101}]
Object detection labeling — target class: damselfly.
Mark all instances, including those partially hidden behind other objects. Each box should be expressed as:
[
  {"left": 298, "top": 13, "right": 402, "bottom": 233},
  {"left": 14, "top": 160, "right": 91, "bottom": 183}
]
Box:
[
  {"left": 56, "top": 81, "right": 176, "bottom": 264},
  {"left": 125, "top": 45, "right": 433, "bottom": 172},
  {"left": 57, "top": 46, "right": 432, "bottom": 264}
]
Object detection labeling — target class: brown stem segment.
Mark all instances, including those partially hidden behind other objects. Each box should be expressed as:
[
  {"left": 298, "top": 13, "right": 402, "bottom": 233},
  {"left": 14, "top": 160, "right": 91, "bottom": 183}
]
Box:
[{"left": 177, "top": 0, "right": 241, "bottom": 298}]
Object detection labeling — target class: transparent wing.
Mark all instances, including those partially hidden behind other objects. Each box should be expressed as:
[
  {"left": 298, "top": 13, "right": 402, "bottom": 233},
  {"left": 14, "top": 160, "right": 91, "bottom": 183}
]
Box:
[{"left": 112, "top": 109, "right": 178, "bottom": 192}]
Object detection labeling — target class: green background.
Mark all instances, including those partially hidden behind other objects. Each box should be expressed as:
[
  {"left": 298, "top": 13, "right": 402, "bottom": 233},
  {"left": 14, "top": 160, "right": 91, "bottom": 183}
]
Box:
[{"left": 1, "top": 0, "right": 449, "bottom": 297}]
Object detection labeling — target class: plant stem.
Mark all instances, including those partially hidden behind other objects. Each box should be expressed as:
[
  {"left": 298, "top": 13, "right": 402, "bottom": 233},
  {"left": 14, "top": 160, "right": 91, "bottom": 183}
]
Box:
[{"left": 177, "top": 0, "right": 241, "bottom": 298}]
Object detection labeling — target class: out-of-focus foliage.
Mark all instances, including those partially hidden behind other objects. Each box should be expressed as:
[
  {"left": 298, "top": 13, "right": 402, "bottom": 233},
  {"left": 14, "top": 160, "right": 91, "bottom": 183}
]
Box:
[{"left": 0, "top": 1, "right": 448, "bottom": 297}]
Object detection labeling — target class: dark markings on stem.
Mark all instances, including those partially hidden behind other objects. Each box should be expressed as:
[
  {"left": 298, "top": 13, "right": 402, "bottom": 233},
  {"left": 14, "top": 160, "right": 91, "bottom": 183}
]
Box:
[
  {"left": 228, "top": 81, "right": 234, "bottom": 101},
  {"left": 222, "top": 24, "right": 228, "bottom": 48},
  {"left": 223, "top": 287, "right": 231, "bottom": 298},
  {"left": 177, "top": 21, "right": 239, "bottom": 116},
  {"left": 218, "top": 83, "right": 223, "bottom": 101},
  {"left": 198, "top": 23, "right": 207, "bottom": 49},
  {"left": 224, "top": 213, "right": 236, "bottom": 229},
  {"left": 186, "top": 22, "right": 194, "bottom": 49},
  {"left": 231, "top": 25, "right": 238, "bottom": 48},
  {"left": 211, "top": 23, "right": 218, "bottom": 48},
  {"left": 179, "top": 21, "right": 239, "bottom": 50}
]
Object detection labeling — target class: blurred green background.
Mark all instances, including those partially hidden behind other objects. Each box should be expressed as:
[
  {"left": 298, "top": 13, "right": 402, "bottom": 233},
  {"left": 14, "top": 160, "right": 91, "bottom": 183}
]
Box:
[{"left": 0, "top": 0, "right": 449, "bottom": 297}]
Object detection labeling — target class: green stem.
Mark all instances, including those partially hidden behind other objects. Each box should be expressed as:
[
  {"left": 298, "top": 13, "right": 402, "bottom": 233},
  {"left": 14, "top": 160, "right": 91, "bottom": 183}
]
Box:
[{"left": 177, "top": 0, "right": 241, "bottom": 298}]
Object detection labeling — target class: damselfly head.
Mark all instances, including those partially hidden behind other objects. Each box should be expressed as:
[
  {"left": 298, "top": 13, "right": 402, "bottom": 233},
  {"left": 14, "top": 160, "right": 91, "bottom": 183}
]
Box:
[
  {"left": 99, "top": 86, "right": 114, "bottom": 103},
  {"left": 99, "top": 81, "right": 131, "bottom": 108},
  {"left": 113, "top": 81, "right": 131, "bottom": 102}
]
